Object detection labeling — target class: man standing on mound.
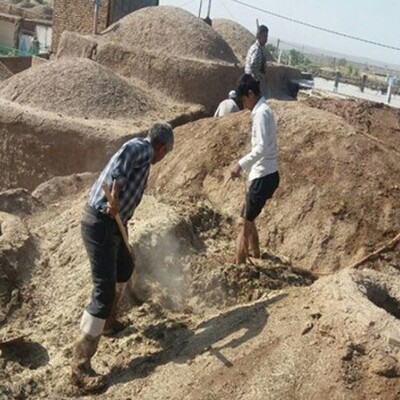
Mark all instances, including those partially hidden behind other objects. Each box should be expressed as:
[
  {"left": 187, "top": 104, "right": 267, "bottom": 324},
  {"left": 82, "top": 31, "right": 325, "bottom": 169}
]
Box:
[
  {"left": 71, "top": 123, "right": 174, "bottom": 393},
  {"left": 230, "top": 74, "right": 279, "bottom": 265},
  {"left": 245, "top": 24, "right": 269, "bottom": 96}
]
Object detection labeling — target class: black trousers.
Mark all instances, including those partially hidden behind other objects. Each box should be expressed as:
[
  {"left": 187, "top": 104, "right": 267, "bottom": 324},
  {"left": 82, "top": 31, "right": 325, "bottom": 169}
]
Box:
[
  {"left": 242, "top": 171, "right": 280, "bottom": 222},
  {"left": 81, "top": 205, "right": 134, "bottom": 320}
]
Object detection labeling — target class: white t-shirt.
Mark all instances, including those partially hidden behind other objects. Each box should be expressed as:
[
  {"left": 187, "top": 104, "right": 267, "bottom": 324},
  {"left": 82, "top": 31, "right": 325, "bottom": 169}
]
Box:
[
  {"left": 238, "top": 97, "right": 278, "bottom": 181},
  {"left": 214, "top": 99, "right": 239, "bottom": 117}
]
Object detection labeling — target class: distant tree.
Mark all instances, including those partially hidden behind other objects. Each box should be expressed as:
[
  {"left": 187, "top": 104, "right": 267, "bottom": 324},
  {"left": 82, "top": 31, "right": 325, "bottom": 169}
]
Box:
[
  {"left": 288, "top": 49, "right": 312, "bottom": 70},
  {"left": 347, "top": 65, "right": 354, "bottom": 75},
  {"left": 266, "top": 43, "right": 279, "bottom": 59},
  {"left": 338, "top": 58, "right": 347, "bottom": 67}
]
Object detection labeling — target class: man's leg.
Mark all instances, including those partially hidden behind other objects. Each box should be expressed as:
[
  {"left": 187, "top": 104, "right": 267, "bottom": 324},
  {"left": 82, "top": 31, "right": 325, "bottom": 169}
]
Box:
[
  {"left": 235, "top": 217, "right": 247, "bottom": 265},
  {"left": 71, "top": 209, "right": 116, "bottom": 393},
  {"left": 247, "top": 220, "right": 260, "bottom": 258},
  {"left": 236, "top": 173, "right": 280, "bottom": 265},
  {"left": 103, "top": 233, "right": 134, "bottom": 336}
]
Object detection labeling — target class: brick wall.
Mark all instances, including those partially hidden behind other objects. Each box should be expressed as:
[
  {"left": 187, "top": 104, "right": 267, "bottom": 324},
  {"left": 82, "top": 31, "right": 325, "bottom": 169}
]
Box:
[{"left": 52, "top": 0, "right": 110, "bottom": 54}]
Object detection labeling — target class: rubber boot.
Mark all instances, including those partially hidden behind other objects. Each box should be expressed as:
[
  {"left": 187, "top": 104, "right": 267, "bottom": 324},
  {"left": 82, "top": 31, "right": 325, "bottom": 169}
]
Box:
[
  {"left": 103, "top": 282, "right": 129, "bottom": 337},
  {"left": 71, "top": 333, "right": 107, "bottom": 394}
]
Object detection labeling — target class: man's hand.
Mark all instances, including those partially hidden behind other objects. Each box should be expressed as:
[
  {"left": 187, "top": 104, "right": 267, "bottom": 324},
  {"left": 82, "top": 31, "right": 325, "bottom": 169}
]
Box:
[
  {"left": 106, "top": 180, "right": 120, "bottom": 217},
  {"left": 106, "top": 198, "right": 120, "bottom": 217},
  {"left": 230, "top": 162, "right": 242, "bottom": 179}
]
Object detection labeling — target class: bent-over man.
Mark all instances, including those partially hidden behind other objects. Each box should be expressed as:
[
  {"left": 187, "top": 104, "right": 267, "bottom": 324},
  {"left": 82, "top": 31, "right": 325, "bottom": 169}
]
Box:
[
  {"left": 214, "top": 90, "right": 240, "bottom": 117},
  {"left": 230, "top": 74, "right": 279, "bottom": 264},
  {"left": 71, "top": 122, "right": 174, "bottom": 393}
]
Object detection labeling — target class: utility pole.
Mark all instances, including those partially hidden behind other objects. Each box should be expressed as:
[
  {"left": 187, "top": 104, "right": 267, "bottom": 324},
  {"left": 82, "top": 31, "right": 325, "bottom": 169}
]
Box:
[
  {"left": 387, "top": 75, "right": 396, "bottom": 104},
  {"left": 198, "top": 0, "right": 203, "bottom": 18},
  {"left": 93, "top": 0, "right": 102, "bottom": 35},
  {"left": 278, "top": 49, "right": 283, "bottom": 64},
  {"left": 207, "top": 0, "right": 212, "bottom": 19}
]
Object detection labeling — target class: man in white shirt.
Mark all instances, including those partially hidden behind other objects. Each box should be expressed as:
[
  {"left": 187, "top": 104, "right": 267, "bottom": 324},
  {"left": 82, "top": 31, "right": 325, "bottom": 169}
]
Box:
[
  {"left": 214, "top": 90, "right": 240, "bottom": 117},
  {"left": 231, "top": 74, "right": 280, "bottom": 264}
]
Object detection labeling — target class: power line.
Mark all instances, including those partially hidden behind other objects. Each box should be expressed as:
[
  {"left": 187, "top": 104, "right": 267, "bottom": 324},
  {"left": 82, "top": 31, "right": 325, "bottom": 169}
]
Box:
[
  {"left": 177, "top": 0, "right": 197, "bottom": 9},
  {"left": 220, "top": 0, "right": 236, "bottom": 21},
  {"left": 228, "top": 0, "right": 400, "bottom": 51}
]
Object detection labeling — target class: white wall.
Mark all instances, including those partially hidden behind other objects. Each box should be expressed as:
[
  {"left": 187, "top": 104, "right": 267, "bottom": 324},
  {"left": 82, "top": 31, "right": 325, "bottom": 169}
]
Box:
[{"left": 35, "top": 25, "right": 52, "bottom": 53}]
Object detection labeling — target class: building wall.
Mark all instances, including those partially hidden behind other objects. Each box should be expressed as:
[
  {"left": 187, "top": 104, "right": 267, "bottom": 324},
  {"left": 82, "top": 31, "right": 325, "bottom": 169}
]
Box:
[
  {"left": 0, "top": 18, "right": 19, "bottom": 48},
  {"left": 52, "top": 0, "right": 159, "bottom": 53},
  {"left": 52, "top": 0, "right": 110, "bottom": 53},
  {"left": 109, "top": 0, "right": 158, "bottom": 24}
]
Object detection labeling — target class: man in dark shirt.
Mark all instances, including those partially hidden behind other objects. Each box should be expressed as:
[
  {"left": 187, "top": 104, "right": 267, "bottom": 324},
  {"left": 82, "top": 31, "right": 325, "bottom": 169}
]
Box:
[{"left": 71, "top": 122, "right": 174, "bottom": 393}]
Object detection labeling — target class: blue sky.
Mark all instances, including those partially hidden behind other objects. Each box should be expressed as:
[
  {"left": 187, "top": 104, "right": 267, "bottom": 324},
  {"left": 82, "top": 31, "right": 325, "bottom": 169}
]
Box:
[{"left": 160, "top": 0, "right": 400, "bottom": 66}]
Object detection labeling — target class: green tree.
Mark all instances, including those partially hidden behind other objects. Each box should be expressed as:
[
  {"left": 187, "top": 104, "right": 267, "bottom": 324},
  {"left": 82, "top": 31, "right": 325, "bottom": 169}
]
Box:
[
  {"left": 347, "top": 65, "right": 354, "bottom": 76},
  {"left": 266, "top": 43, "right": 278, "bottom": 59},
  {"left": 288, "top": 49, "right": 312, "bottom": 70}
]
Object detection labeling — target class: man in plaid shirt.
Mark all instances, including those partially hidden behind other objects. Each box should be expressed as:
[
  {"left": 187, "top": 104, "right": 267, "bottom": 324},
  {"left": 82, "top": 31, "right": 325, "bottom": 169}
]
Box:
[
  {"left": 245, "top": 25, "right": 269, "bottom": 94},
  {"left": 71, "top": 122, "right": 174, "bottom": 393}
]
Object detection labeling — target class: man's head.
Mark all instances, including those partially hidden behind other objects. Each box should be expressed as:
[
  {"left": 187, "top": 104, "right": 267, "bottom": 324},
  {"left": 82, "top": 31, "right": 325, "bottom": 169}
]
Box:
[
  {"left": 256, "top": 25, "right": 269, "bottom": 47},
  {"left": 148, "top": 122, "right": 174, "bottom": 164},
  {"left": 235, "top": 74, "right": 261, "bottom": 111}
]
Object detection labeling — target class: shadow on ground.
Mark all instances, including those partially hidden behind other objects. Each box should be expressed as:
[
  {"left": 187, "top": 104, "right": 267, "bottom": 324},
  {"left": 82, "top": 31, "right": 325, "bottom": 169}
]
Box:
[{"left": 108, "top": 292, "right": 287, "bottom": 387}]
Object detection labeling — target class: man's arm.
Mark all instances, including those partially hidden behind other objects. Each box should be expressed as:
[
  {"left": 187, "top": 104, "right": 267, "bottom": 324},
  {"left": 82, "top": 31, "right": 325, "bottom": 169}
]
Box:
[
  {"left": 106, "top": 179, "right": 120, "bottom": 217},
  {"left": 238, "top": 111, "right": 269, "bottom": 173}
]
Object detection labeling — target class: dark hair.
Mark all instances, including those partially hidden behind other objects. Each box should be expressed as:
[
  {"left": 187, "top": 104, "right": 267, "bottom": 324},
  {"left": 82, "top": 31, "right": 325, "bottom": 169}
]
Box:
[
  {"left": 258, "top": 25, "right": 269, "bottom": 35},
  {"left": 235, "top": 74, "right": 261, "bottom": 98},
  {"left": 148, "top": 122, "right": 174, "bottom": 151}
]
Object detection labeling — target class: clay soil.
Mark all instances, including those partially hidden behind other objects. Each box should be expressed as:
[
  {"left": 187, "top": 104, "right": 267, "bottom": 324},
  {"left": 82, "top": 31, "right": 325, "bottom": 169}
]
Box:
[{"left": 1, "top": 93, "right": 400, "bottom": 399}]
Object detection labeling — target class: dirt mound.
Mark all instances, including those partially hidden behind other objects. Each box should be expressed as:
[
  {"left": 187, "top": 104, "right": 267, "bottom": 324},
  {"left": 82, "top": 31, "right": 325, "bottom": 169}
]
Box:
[
  {"left": 0, "top": 212, "right": 33, "bottom": 327},
  {"left": 0, "top": 61, "right": 12, "bottom": 82},
  {"left": 301, "top": 95, "right": 400, "bottom": 153},
  {"left": 149, "top": 99, "right": 400, "bottom": 272},
  {"left": 0, "top": 167, "right": 400, "bottom": 398},
  {"left": 104, "top": 6, "right": 238, "bottom": 64},
  {"left": 32, "top": 173, "right": 96, "bottom": 205},
  {"left": 0, "top": 188, "right": 44, "bottom": 215},
  {"left": 213, "top": 18, "right": 274, "bottom": 64},
  {"left": 0, "top": 58, "right": 155, "bottom": 120}
]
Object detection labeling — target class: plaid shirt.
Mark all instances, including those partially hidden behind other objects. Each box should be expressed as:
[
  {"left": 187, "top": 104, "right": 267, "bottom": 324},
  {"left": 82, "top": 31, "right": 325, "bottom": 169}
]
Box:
[
  {"left": 245, "top": 41, "right": 267, "bottom": 82},
  {"left": 88, "top": 137, "right": 154, "bottom": 223}
]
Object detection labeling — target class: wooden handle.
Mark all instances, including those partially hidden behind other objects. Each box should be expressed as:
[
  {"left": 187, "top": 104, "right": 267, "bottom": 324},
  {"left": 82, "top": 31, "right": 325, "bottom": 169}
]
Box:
[
  {"left": 101, "top": 182, "right": 131, "bottom": 252},
  {"left": 348, "top": 232, "right": 400, "bottom": 269}
]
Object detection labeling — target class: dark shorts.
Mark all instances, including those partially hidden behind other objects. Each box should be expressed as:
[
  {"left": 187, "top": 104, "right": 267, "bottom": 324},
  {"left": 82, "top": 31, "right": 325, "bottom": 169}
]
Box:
[
  {"left": 81, "top": 205, "right": 134, "bottom": 319},
  {"left": 241, "top": 171, "right": 280, "bottom": 222}
]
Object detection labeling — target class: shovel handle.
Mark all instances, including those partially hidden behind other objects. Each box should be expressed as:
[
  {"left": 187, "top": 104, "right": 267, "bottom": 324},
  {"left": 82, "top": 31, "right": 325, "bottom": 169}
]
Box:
[{"left": 101, "top": 182, "right": 131, "bottom": 252}]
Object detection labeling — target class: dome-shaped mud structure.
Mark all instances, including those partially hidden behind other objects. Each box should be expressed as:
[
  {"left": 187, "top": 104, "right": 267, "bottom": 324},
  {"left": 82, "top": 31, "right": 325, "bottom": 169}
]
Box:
[
  {"left": 213, "top": 18, "right": 275, "bottom": 64},
  {"left": 104, "top": 6, "right": 238, "bottom": 64},
  {"left": 0, "top": 58, "right": 154, "bottom": 120}
]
